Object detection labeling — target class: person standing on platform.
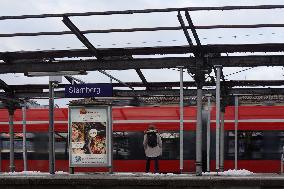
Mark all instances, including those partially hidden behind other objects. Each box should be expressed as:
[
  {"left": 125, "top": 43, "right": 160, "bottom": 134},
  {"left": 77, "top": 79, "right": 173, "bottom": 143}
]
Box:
[{"left": 143, "top": 124, "right": 162, "bottom": 173}]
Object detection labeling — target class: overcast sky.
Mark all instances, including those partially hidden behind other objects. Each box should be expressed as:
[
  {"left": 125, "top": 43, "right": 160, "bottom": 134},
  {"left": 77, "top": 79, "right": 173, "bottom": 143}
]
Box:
[{"left": 1, "top": 0, "right": 284, "bottom": 106}]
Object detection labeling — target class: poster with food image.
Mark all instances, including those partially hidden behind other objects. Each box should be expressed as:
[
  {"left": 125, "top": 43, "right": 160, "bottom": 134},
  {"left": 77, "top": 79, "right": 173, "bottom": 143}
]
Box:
[{"left": 69, "top": 106, "right": 111, "bottom": 167}]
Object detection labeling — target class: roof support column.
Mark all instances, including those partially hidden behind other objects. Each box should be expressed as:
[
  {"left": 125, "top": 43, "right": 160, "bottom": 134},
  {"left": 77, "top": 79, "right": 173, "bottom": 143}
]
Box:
[
  {"left": 196, "top": 86, "right": 203, "bottom": 175},
  {"left": 234, "top": 95, "right": 239, "bottom": 170},
  {"left": 178, "top": 66, "right": 184, "bottom": 173},
  {"left": 195, "top": 60, "right": 205, "bottom": 176},
  {"left": 220, "top": 107, "right": 225, "bottom": 172},
  {"left": 49, "top": 81, "right": 55, "bottom": 174},
  {"left": 215, "top": 65, "right": 222, "bottom": 172},
  {"left": 206, "top": 95, "right": 211, "bottom": 172},
  {"left": 177, "top": 11, "right": 205, "bottom": 175},
  {"left": 8, "top": 105, "right": 15, "bottom": 172},
  {"left": 22, "top": 104, "right": 28, "bottom": 171}
]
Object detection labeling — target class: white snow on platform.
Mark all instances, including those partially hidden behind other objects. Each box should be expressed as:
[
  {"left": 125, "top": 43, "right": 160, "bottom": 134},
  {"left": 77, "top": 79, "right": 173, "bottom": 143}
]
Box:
[
  {"left": 112, "top": 172, "right": 136, "bottom": 176},
  {"left": 1, "top": 170, "right": 254, "bottom": 177},
  {"left": 113, "top": 170, "right": 254, "bottom": 177},
  {"left": 2, "top": 171, "right": 69, "bottom": 175},
  {"left": 113, "top": 172, "right": 190, "bottom": 177},
  {"left": 203, "top": 169, "right": 254, "bottom": 176}
]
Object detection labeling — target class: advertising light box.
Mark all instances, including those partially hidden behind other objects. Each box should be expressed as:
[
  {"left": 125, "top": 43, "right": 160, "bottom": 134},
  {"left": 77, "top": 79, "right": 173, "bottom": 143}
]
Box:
[{"left": 69, "top": 106, "right": 112, "bottom": 167}]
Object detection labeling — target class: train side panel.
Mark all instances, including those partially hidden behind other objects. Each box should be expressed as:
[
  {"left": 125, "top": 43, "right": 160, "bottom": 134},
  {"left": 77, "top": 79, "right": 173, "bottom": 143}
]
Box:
[
  {"left": 0, "top": 106, "right": 283, "bottom": 173},
  {"left": 0, "top": 106, "right": 197, "bottom": 173}
]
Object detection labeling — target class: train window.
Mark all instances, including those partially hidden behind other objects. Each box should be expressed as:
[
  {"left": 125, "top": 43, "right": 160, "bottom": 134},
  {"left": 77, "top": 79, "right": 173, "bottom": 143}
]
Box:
[
  {"left": 279, "top": 131, "right": 284, "bottom": 137},
  {"left": 226, "top": 131, "right": 263, "bottom": 160},
  {"left": 113, "top": 131, "right": 144, "bottom": 160},
  {"left": 54, "top": 132, "right": 68, "bottom": 154},
  {"left": 183, "top": 131, "right": 196, "bottom": 159},
  {"left": 0, "top": 133, "right": 34, "bottom": 152},
  {"left": 113, "top": 131, "right": 195, "bottom": 160},
  {"left": 226, "top": 130, "right": 284, "bottom": 160},
  {"left": 1, "top": 140, "right": 34, "bottom": 152},
  {"left": 113, "top": 132, "right": 131, "bottom": 159},
  {"left": 160, "top": 131, "right": 179, "bottom": 160},
  {"left": 262, "top": 131, "right": 284, "bottom": 160},
  {"left": 0, "top": 132, "right": 68, "bottom": 160}
]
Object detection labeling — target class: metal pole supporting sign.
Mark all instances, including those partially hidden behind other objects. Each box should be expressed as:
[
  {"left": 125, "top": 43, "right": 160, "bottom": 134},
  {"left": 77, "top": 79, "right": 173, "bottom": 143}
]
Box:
[
  {"left": 234, "top": 95, "right": 239, "bottom": 170},
  {"left": 215, "top": 65, "right": 222, "bottom": 172},
  {"left": 206, "top": 95, "right": 211, "bottom": 172},
  {"left": 8, "top": 106, "right": 15, "bottom": 172},
  {"left": 178, "top": 66, "right": 184, "bottom": 173},
  {"left": 49, "top": 80, "right": 55, "bottom": 174},
  {"left": 22, "top": 104, "right": 27, "bottom": 171}
]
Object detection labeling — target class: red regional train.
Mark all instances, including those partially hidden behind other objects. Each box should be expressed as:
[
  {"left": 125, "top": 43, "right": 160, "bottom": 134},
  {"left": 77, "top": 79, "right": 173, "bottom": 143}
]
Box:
[{"left": 0, "top": 105, "right": 283, "bottom": 173}]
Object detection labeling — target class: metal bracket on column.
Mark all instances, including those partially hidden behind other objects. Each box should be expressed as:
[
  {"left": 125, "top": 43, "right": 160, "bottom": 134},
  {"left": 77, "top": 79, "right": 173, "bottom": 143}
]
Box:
[
  {"left": 220, "top": 79, "right": 234, "bottom": 109},
  {"left": 195, "top": 59, "right": 206, "bottom": 89},
  {"left": 7, "top": 104, "right": 16, "bottom": 115},
  {"left": 220, "top": 100, "right": 226, "bottom": 113}
]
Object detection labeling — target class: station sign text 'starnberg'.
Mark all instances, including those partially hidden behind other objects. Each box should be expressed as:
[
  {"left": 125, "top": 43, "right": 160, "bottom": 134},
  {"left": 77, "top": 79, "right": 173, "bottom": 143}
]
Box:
[{"left": 65, "top": 84, "right": 113, "bottom": 98}]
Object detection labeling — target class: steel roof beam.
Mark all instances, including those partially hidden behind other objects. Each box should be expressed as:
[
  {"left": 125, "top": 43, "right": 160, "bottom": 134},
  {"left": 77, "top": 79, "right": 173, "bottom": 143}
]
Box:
[
  {"left": 62, "top": 15, "right": 100, "bottom": 58},
  {"left": 0, "top": 79, "right": 13, "bottom": 93},
  {"left": 3, "top": 43, "right": 284, "bottom": 60},
  {"left": 178, "top": 10, "right": 207, "bottom": 88},
  {"left": 0, "top": 94, "right": 21, "bottom": 103},
  {"left": 0, "top": 57, "right": 191, "bottom": 73},
  {"left": 185, "top": 11, "right": 201, "bottom": 46},
  {"left": 2, "top": 24, "right": 284, "bottom": 38},
  {"left": 7, "top": 80, "right": 284, "bottom": 91},
  {"left": 2, "top": 43, "right": 284, "bottom": 60},
  {"left": 114, "top": 88, "right": 284, "bottom": 97},
  {"left": 64, "top": 76, "right": 86, "bottom": 84},
  {"left": 0, "top": 5, "right": 284, "bottom": 20},
  {"left": 7, "top": 87, "right": 284, "bottom": 99},
  {"left": 135, "top": 69, "right": 150, "bottom": 90},
  {"left": 64, "top": 76, "right": 76, "bottom": 84},
  {"left": 177, "top": 11, "right": 194, "bottom": 46},
  {"left": 62, "top": 16, "right": 134, "bottom": 90},
  {"left": 2, "top": 56, "right": 284, "bottom": 73}
]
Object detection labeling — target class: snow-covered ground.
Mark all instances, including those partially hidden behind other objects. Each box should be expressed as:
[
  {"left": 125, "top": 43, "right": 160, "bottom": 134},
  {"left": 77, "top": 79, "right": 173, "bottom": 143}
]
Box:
[
  {"left": 110, "top": 169, "right": 254, "bottom": 177},
  {"left": 112, "top": 172, "right": 190, "bottom": 177},
  {"left": 2, "top": 171, "right": 68, "bottom": 176},
  {"left": 202, "top": 169, "right": 254, "bottom": 176},
  {"left": 1, "top": 169, "right": 254, "bottom": 176}
]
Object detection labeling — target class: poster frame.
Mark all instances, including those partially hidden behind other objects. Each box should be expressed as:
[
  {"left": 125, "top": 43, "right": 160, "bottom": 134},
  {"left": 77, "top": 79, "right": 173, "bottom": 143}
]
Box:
[{"left": 68, "top": 105, "right": 112, "bottom": 168}]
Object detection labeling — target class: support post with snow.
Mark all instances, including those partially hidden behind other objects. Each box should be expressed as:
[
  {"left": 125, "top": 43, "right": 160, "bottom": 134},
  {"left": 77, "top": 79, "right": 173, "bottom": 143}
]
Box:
[
  {"left": 215, "top": 65, "right": 222, "bottom": 172},
  {"left": 220, "top": 110, "right": 225, "bottom": 172},
  {"left": 206, "top": 94, "right": 211, "bottom": 172},
  {"left": 234, "top": 95, "right": 239, "bottom": 170},
  {"left": 8, "top": 105, "right": 15, "bottom": 172},
  {"left": 49, "top": 80, "right": 55, "bottom": 174},
  {"left": 178, "top": 66, "right": 184, "bottom": 173},
  {"left": 22, "top": 104, "right": 28, "bottom": 171}
]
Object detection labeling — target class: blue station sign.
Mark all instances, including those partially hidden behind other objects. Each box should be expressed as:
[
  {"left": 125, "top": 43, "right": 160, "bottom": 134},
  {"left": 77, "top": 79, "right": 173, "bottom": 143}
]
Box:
[{"left": 65, "top": 83, "right": 113, "bottom": 98}]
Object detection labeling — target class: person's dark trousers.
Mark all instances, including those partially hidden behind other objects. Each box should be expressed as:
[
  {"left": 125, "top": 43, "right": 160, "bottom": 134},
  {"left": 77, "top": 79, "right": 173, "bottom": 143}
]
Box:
[{"left": 146, "top": 156, "right": 159, "bottom": 173}]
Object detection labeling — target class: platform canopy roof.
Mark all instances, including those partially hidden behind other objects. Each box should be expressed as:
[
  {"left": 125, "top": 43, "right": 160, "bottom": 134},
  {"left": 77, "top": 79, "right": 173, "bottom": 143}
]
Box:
[{"left": 1, "top": 1, "right": 284, "bottom": 106}]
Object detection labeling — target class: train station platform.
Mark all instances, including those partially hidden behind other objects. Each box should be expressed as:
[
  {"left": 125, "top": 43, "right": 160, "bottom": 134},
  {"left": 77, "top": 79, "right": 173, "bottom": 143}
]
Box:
[{"left": 1, "top": 172, "right": 284, "bottom": 189}]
